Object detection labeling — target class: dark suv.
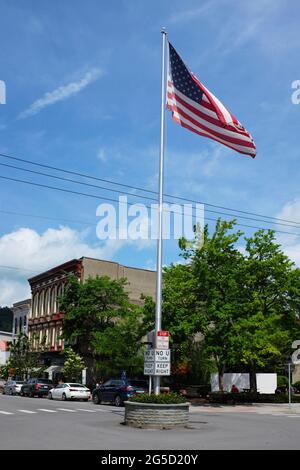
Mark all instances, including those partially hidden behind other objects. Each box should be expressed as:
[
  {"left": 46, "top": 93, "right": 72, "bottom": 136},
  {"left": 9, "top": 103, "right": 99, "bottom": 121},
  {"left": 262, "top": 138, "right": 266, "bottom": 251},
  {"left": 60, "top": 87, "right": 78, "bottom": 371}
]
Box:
[
  {"left": 20, "top": 378, "right": 54, "bottom": 397},
  {"left": 92, "top": 379, "right": 148, "bottom": 407}
]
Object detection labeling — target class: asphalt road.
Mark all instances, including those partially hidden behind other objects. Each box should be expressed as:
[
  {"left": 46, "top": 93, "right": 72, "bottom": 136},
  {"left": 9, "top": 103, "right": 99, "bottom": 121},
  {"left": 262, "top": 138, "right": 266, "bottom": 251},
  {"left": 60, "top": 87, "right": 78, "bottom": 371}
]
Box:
[{"left": 0, "top": 394, "right": 300, "bottom": 450}]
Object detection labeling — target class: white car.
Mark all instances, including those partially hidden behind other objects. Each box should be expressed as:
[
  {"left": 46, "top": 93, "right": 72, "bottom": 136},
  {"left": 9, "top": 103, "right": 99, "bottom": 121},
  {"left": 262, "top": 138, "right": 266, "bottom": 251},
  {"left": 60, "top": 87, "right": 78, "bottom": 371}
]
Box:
[
  {"left": 48, "top": 383, "right": 90, "bottom": 401},
  {"left": 3, "top": 380, "right": 25, "bottom": 395}
]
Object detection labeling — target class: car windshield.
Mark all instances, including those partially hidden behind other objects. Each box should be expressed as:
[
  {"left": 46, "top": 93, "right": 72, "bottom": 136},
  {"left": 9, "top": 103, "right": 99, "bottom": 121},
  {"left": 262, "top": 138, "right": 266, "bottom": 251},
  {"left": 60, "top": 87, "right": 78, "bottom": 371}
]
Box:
[
  {"left": 37, "top": 379, "right": 53, "bottom": 384},
  {"left": 68, "top": 383, "right": 85, "bottom": 388}
]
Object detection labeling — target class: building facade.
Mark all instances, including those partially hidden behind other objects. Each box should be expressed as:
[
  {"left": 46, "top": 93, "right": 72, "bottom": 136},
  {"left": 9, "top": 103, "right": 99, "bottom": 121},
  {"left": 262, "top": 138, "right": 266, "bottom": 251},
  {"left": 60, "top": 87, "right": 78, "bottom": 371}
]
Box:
[
  {"left": 12, "top": 299, "right": 31, "bottom": 339},
  {"left": 27, "top": 257, "right": 156, "bottom": 365}
]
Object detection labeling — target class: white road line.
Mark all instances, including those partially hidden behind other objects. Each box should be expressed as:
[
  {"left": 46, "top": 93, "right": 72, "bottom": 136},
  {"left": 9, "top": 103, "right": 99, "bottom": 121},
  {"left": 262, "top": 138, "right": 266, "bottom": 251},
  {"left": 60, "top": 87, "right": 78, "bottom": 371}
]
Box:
[
  {"left": 0, "top": 411, "right": 13, "bottom": 415},
  {"left": 76, "top": 408, "right": 98, "bottom": 413},
  {"left": 56, "top": 408, "right": 77, "bottom": 412},
  {"left": 37, "top": 409, "right": 57, "bottom": 413},
  {"left": 18, "top": 410, "right": 37, "bottom": 414}
]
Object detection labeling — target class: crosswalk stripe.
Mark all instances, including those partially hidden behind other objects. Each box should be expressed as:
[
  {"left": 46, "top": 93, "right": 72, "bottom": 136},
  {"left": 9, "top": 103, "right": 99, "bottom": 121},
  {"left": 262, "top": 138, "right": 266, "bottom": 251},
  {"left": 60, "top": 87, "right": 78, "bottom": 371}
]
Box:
[
  {"left": 0, "top": 411, "right": 14, "bottom": 415},
  {"left": 76, "top": 408, "right": 98, "bottom": 413},
  {"left": 56, "top": 408, "right": 77, "bottom": 412},
  {"left": 37, "top": 409, "right": 57, "bottom": 413},
  {"left": 18, "top": 410, "right": 37, "bottom": 414}
]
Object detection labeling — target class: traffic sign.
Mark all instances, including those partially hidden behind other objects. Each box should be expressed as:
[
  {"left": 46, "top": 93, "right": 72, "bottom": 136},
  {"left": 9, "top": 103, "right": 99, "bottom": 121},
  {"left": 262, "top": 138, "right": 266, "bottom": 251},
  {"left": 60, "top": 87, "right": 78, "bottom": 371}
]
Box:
[
  {"left": 144, "top": 349, "right": 171, "bottom": 376},
  {"left": 156, "top": 331, "right": 169, "bottom": 350}
]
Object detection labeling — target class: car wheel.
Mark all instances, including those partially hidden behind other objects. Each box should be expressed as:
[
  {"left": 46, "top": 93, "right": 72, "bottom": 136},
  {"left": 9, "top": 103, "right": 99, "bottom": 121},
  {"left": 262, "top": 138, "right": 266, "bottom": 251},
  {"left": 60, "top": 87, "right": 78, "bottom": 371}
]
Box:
[
  {"left": 93, "top": 393, "right": 101, "bottom": 405},
  {"left": 114, "top": 395, "right": 122, "bottom": 407},
  {"left": 20, "top": 390, "right": 24, "bottom": 397},
  {"left": 48, "top": 392, "right": 53, "bottom": 400},
  {"left": 9, "top": 388, "right": 13, "bottom": 395},
  {"left": 62, "top": 393, "right": 67, "bottom": 401},
  {"left": 2, "top": 389, "right": 5, "bottom": 395},
  {"left": 29, "top": 391, "right": 35, "bottom": 398}
]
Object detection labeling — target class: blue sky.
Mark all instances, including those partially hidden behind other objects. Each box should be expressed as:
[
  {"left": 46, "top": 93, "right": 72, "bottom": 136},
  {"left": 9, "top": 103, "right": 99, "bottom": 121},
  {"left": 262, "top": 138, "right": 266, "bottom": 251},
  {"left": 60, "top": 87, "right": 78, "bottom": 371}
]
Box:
[{"left": 1, "top": 0, "right": 300, "bottom": 305}]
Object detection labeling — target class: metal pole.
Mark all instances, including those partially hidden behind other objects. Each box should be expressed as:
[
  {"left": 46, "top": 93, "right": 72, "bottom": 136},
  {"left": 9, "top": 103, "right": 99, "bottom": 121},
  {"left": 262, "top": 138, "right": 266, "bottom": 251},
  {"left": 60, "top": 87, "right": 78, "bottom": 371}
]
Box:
[
  {"left": 149, "top": 375, "right": 152, "bottom": 396},
  {"left": 154, "top": 28, "right": 167, "bottom": 396},
  {"left": 288, "top": 362, "right": 291, "bottom": 408}
]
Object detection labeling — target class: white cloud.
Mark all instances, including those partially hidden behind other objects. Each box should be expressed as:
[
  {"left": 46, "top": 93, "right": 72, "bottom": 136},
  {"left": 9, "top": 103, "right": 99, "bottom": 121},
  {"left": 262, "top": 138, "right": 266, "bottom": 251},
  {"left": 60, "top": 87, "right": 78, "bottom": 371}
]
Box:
[
  {"left": 0, "top": 226, "right": 124, "bottom": 306},
  {"left": 168, "top": 1, "right": 216, "bottom": 25},
  {"left": 274, "top": 199, "right": 300, "bottom": 266},
  {"left": 0, "top": 278, "right": 31, "bottom": 307},
  {"left": 97, "top": 148, "right": 107, "bottom": 163},
  {"left": 18, "top": 68, "right": 104, "bottom": 119},
  {"left": 0, "top": 224, "right": 156, "bottom": 306}
]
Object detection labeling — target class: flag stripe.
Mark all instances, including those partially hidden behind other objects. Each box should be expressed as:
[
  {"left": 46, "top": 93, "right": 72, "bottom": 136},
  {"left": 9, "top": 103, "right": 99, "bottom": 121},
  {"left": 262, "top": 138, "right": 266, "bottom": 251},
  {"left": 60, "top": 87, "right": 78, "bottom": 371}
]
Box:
[
  {"left": 167, "top": 42, "right": 256, "bottom": 158},
  {"left": 168, "top": 99, "right": 254, "bottom": 148},
  {"left": 168, "top": 89, "right": 253, "bottom": 144},
  {"left": 171, "top": 110, "right": 256, "bottom": 156}
]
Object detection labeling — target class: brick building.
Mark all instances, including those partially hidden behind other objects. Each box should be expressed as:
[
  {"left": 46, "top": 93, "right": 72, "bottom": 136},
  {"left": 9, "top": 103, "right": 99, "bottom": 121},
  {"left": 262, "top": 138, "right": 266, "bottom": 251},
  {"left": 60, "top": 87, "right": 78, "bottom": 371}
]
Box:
[{"left": 27, "top": 257, "right": 156, "bottom": 369}]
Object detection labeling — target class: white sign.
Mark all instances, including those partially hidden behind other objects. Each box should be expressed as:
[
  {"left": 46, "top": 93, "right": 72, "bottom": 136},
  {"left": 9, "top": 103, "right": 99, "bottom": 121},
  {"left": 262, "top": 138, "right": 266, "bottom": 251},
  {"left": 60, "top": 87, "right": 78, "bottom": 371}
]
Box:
[
  {"left": 154, "top": 362, "right": 170, "bottom": 375},
  {"left": 144, "top": 349, "right": 171, "bottom": 362},
  {"left": 156, "top": 337, "right": 169, "bottom": 350},
  {"left": 144, "top": 349, "right": 171, "bottom": 376},
  {"left": 144, "top": 362, "right": 155, "bottom": 375}
]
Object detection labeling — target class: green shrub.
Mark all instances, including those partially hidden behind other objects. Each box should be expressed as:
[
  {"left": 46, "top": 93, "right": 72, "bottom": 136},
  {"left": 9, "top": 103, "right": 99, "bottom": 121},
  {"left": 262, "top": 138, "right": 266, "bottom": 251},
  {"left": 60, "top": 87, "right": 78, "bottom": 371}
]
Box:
[
  {"left": 129, "top": 392, "right": 187, "bottom": 404},
  {"left": 277, "top": 375, "right": 288, "bottom": 388},
  {"left": 293, "top": 381, "right": 300, "bottom": 392}
]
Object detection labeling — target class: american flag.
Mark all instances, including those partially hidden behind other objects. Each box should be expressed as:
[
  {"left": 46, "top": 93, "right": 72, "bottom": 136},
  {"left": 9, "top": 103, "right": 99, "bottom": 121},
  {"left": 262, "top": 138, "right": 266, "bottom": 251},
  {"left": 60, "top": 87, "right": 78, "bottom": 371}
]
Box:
[{"left": 167, "top": 42, "right": 256, "bottom": 158}]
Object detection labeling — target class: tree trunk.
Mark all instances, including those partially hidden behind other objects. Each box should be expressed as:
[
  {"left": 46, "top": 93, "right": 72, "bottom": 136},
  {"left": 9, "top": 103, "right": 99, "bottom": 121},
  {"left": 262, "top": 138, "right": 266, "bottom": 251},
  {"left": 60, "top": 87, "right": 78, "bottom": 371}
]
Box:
[
  {"left": 249, "top": 361, "right": 257, "bottom": 392},
  {"left": 218, "top": 364, "right": 225, "bottom": 392}
]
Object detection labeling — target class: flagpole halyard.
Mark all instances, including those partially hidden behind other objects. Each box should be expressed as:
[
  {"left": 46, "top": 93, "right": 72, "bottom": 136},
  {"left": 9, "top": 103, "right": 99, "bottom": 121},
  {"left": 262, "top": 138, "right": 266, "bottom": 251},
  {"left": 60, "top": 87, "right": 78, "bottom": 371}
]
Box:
[{"left": 153, "top": 28, "right": 167, "bottom": 396}]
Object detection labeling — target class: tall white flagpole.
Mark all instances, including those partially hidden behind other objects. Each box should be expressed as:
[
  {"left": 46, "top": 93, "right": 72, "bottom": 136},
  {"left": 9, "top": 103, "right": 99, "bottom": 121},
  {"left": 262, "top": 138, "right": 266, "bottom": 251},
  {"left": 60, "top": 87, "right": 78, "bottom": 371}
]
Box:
[{"left": 154, "top": 28, "right": 167, "bottom": 396}]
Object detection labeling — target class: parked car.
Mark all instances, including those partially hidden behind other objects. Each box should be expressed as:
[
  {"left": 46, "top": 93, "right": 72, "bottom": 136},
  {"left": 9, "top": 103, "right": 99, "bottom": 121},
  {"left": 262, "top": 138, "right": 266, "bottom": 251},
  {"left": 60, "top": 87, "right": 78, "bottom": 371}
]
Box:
[
  {"left": 3, "top": 380, "right": 25, "bottom": 395},
  {"left": 92, "top": 378, "right": 148, "bottom": 407},
  {"left": 20, "top": 378, "right": 54, "bottom": 397},
  {"left": 0, "top": 379, "right": 6, "bottom": 394},
  {"left": 48, "top": 383, "right": 90, "bottom": 401}
]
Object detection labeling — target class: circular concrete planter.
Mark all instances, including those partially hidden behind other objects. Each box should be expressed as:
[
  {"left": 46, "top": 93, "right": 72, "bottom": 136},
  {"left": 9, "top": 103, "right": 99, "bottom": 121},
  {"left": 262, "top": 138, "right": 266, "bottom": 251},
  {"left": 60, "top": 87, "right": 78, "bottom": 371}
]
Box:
[{"left": 124, "top": 401, "right": 190, "bottom": 429}]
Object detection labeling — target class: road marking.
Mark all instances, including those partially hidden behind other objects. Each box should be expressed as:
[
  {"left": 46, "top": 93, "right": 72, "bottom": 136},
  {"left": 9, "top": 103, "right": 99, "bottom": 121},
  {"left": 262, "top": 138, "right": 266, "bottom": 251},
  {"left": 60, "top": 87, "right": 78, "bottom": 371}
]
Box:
[
  {"left": 0, "top": 411, "right": 13, "bottom": 415},
  {"left": 37, "top": 409, "right": 57, "bottom": 413},
  {"left": 57, "top": 408, "right": 77, "bottom": 412},
  {"left": 76, "top": 408, "right": 98, "bottom": 413},
  {"left": 18, "top": 410, "right": 37, "bottom": 414}
]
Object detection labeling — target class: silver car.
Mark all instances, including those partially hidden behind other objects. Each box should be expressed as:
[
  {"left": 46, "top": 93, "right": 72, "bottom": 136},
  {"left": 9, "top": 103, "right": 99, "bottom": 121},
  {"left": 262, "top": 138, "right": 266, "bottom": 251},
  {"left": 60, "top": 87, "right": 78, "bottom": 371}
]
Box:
[{"left": 3, "top": 380, "right": 25, "bottom": 395}]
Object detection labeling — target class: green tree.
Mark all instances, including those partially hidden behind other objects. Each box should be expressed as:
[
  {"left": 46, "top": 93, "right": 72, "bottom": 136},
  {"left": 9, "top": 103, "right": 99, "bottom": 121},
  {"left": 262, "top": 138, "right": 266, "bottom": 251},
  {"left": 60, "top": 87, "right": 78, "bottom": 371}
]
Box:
[
  {"left": 180, "top": 220, "right": 244, "bottom": 390},
  {"left": 92, "top": 307, "right": 147, "bottom": 378},
  {"left": 228, "top": 229, "right": 300, "bottom": 391},
  {"left": 8, "top": 333, "right": 43, "bottom": 379},
  {"left": 161, "top": 263, "right": 206, "bottom": 378},
  {"left": 60, "top": 275, "right": 147, "bottom": 381},
  {"left": 62, "top": 347, "right": 85, "bottom": 382},
  {"left": 179, "top": 221, "right": 300, "bottom": 392}
]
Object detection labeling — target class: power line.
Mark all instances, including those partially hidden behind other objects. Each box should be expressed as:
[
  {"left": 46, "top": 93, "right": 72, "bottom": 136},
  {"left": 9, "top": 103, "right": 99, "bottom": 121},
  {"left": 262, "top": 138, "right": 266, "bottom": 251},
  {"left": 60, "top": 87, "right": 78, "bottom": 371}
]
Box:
[
  {"left": 0, "top": 151, "right": 299, "bottom": 227},
  {"left": 0, "top": 209, "right": 94, "bottom": 226},
  {"left": 1, "top": 159, "right": 300, "bottom": 230},
  {"left": 0, "top": 264, "right": 38, "bottom": 273},
  {"left": 1, "top": 174, "right": 300, "bottom": 237}
]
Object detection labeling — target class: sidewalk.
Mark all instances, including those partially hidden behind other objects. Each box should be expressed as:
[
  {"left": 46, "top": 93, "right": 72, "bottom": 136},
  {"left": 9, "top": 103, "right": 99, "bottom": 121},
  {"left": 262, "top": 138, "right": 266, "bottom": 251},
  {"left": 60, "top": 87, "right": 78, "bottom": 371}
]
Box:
[{"left": 190, "top": 402, "right": 300, "bottom": 415}]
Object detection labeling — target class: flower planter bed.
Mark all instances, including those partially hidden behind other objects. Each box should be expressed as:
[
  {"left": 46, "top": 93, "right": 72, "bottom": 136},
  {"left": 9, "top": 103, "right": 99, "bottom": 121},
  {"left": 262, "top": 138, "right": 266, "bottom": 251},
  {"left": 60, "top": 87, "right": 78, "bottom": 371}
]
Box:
[{"left": 124, "top": 401, "right": 190, "bottom": 429}]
